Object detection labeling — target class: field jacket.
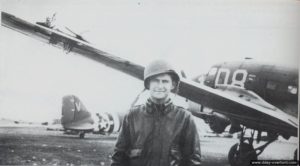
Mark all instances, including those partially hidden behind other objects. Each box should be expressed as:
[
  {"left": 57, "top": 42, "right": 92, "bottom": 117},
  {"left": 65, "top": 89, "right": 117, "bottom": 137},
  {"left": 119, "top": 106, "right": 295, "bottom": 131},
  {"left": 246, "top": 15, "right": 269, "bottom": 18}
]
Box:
[{"left": 111, "top": 99, "right": 201, "bottom": 166}]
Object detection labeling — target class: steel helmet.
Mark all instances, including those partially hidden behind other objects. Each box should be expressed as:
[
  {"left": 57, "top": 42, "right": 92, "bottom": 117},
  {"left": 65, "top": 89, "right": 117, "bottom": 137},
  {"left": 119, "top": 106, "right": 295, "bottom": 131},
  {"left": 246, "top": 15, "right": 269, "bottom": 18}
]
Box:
[{"left": 144, "top": 60, "right": 180, "bottom": 89}]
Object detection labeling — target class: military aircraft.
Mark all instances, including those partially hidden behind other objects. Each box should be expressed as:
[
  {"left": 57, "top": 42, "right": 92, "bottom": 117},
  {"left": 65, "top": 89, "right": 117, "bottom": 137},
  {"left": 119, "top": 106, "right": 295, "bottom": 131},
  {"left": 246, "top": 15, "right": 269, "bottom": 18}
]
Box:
[
  {"left": 61, "top": 95, "right": 124, "bottom": 139},
  {"left": 2, "top": 12, "right": 298, "bottom": 165},
  {"left": 189, "top": 60, "right": 298, "bottom": 134},
  {"left": 186, "top": 60, "right": 298, "bottom": 163}
]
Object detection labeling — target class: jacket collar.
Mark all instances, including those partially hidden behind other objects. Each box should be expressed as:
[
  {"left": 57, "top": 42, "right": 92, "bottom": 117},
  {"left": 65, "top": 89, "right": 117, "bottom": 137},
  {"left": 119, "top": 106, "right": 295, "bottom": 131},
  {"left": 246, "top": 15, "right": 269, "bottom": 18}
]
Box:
[{"left": 145, "top": 98, "right": 173, "bottom": 115}]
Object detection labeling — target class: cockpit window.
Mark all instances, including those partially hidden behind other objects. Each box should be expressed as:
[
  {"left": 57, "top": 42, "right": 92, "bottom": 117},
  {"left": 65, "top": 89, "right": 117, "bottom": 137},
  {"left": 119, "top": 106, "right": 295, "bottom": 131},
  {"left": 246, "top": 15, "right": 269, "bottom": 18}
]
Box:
[{"left": 207, "top": 67, "right": 217, "bottom": 76}]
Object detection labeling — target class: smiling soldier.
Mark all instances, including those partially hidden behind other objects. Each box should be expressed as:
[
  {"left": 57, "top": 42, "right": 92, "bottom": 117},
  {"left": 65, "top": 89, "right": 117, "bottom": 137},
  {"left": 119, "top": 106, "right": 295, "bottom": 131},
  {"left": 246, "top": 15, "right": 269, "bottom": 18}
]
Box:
[{"left": 111, "top": 60, "right": 201, "bottom": 166}]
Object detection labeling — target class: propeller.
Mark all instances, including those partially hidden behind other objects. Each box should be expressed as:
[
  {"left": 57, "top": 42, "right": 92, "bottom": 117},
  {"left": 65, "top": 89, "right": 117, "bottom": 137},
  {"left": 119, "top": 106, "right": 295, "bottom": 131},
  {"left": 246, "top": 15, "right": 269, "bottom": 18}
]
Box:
[{"left": 65, "top": 26, "right": 89, "bottom": 43}]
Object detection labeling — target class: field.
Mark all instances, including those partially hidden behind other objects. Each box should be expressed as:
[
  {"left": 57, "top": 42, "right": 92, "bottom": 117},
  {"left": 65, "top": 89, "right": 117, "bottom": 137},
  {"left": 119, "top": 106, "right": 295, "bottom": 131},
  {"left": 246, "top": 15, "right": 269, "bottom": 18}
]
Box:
[{"left": 0, "top": 126, "right": 297, "bottom": 166}]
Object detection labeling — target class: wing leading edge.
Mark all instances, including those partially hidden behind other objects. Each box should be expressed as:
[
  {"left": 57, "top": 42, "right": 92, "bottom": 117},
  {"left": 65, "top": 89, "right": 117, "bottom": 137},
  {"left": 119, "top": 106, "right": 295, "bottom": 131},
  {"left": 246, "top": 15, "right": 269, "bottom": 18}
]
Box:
[{"left": 2, "top": 12, "right": 297, "bottom": 138}]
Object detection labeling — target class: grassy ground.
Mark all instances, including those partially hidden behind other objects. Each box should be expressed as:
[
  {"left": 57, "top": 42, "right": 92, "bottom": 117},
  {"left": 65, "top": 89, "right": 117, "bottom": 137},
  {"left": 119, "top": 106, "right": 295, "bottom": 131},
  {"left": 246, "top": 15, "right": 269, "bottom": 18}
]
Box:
[{"left": 0, "top": 126, "right": 297, "bottom": 166}]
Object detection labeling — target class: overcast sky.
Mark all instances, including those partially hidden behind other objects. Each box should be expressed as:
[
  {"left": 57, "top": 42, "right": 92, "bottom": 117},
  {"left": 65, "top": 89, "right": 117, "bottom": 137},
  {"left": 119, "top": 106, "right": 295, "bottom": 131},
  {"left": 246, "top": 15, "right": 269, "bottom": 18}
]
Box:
[{"left": 0, "top": 0, "right": 299, "bottom": 122}]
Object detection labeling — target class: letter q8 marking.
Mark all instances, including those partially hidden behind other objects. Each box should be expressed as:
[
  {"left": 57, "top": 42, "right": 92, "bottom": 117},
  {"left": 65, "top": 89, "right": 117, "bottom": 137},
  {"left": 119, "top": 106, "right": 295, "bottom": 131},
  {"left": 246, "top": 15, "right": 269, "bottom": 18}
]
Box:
[
  {"left": 231, "top": 69, "right": 248, "bottom": 88},
  {"left": 215, "top": 68, "right": 248, "bottom": 88}
]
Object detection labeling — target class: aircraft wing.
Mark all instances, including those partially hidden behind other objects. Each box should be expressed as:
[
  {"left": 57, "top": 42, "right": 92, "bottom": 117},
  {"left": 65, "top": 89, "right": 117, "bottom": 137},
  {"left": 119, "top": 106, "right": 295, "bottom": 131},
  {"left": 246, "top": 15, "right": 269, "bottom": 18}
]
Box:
[
  {"left": 1, "top": 12, "right": 144, "bottom": 80},
  {"left": 2, "top": 12, "right": 297, "bottom": 138}
]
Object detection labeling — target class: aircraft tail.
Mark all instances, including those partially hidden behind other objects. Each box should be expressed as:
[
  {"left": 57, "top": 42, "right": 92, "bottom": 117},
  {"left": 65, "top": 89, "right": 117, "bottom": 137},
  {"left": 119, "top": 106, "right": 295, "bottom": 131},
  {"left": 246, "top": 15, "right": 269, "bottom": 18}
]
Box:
[
  {"left": 61, "top": 95, "right": 94, "bottom": 130},
  {"left": 61, "top": 95, "right": 125, "bottom": 136}
]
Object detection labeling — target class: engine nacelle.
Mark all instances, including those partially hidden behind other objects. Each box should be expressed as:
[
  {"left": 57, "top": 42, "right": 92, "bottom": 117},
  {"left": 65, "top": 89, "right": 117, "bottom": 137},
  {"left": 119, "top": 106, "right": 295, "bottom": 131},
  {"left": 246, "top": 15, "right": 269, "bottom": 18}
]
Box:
[
  {"left": 187, "top": 100, "right": 231, "bottom": 134},
  {"left": 207, "top": 112, "right": 231, "bottom": 133}
]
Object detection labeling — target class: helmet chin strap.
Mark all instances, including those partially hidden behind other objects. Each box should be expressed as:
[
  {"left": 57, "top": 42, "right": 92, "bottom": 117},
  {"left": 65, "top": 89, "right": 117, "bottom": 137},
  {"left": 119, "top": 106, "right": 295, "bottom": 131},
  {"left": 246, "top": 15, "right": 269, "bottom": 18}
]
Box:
[
  {"left": 150, "top": 96, "right": 170, "bottom": 105},
  {"left": 172, "top": 81, "right": 180, "bottom": 96},
  {"left": 130, "top": 82, "right": 178, "bottom": 107},
  {"left": 149, "top": 80, "right": 180, "bottom": 105}
]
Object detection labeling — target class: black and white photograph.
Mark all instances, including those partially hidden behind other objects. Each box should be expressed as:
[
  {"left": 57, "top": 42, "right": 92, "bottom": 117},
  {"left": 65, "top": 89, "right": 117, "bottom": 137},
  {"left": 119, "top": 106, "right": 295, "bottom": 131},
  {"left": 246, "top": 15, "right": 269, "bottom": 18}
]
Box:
[{"left": 0, "top": 0, "right": 299, "bottom": 165}]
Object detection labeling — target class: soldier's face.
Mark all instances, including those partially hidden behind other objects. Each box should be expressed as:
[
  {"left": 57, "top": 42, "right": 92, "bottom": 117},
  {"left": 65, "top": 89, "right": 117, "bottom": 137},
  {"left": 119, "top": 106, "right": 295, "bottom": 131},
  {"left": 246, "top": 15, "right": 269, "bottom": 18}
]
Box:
[{"left": 149, "top": 74, "right": 174, "bottom": 103}]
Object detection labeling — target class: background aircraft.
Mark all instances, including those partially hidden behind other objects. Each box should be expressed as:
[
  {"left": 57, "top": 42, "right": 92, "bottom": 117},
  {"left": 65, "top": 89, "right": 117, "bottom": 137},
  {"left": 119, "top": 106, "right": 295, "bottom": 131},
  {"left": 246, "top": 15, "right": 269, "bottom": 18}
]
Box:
[
  {"left": 184, "top": 60, "right": 299, "bottom": 163},
  {"left": 1, "top": 11, "right": 298, "bottom": 165},
  {"left": 61, "top": 95, "right": 124, "bottom": 138},
  {"left": 187, "top": 60, "right": 298, "bottom": 134}
]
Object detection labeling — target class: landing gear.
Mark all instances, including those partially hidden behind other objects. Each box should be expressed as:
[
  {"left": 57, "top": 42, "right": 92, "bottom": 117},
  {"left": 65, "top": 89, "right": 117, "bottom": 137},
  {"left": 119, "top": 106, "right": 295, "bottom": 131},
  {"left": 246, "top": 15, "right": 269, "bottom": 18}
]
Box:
[
  {"left": 228, "top": 142, "right": 257, "bottom": 166},
  {"left": 228, "top": 127, "right": 277, "bottom": 166},
  {"left": 79, "top": 132, "right": 85, "bottom": 139}
]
